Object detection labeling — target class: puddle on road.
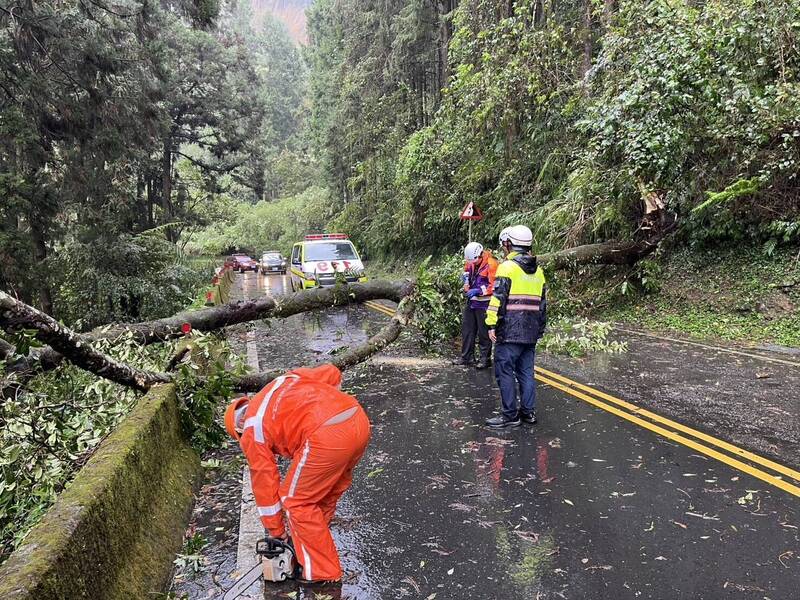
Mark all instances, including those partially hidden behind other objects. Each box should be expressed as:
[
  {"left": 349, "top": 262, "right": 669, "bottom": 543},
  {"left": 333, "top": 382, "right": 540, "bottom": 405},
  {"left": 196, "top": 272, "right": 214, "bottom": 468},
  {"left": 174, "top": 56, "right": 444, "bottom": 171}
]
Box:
[{"left": 300, "top": 310, "right": 369, "bottom": 355}]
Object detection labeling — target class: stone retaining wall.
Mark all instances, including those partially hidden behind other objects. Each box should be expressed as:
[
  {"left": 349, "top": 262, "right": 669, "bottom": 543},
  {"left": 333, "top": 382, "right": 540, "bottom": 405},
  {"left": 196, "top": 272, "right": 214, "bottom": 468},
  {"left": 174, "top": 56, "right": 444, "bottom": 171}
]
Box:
[{"left": 0, "top": 385, "right": 201, "bottom": 600}]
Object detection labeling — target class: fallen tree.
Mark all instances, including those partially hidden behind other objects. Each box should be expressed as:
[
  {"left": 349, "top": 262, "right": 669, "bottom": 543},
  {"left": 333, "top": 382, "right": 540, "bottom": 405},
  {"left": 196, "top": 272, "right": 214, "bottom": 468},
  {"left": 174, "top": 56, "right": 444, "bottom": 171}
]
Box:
[
  {"left": 0, "top": 291, "right": 172, "bottom": 391},
  {"left": 0, "top": 281, "right": 417, "bottom": 393},
  {"left": 1, "top": 233, "right": 673, "bottom": 389},
  {"left": 539, "top": 238, "right": 662, "bottom": 270},
  {"left": 234, "top": 295, "right": 415, "bottom": 392},
  {"left": 1, "top": 279, "right": 415, "bottom": 382}
]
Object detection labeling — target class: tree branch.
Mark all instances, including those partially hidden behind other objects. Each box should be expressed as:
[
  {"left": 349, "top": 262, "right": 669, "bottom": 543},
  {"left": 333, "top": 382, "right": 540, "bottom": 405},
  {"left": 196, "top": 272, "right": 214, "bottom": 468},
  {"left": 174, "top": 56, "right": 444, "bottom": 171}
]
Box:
[
  {"left": 0, "top": 291, "right": 170, "bottom": 391},
  {"left": 1, "top": 281, "right": 417, "bottom": 392},
  {"left": 233, "top": 296, "right": 415, "bottom": 392}
]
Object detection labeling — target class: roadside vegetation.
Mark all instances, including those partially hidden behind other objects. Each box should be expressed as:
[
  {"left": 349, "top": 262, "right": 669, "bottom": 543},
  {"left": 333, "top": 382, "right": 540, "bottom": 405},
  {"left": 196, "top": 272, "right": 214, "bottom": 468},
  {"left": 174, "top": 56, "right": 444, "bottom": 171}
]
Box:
[{"left": 597, "top": 247, "right": 800, "bottom": 347}]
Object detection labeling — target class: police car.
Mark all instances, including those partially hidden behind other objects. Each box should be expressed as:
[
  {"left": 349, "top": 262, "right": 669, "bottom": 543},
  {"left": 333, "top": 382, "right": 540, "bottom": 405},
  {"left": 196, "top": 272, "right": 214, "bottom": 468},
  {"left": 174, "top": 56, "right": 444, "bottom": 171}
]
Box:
[{"left": 289, "top": 234, "right": 368, "bottom": 291}]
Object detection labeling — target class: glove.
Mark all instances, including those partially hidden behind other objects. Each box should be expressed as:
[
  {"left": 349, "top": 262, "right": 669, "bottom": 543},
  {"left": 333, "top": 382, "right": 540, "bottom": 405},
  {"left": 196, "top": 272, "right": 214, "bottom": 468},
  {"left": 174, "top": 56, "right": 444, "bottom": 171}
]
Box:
[
  {"left": 461, "top": 272, "right": 469, "bottom": 285},
  {"left": 466, "top": 289, "right": 480, "bottom": 299}
]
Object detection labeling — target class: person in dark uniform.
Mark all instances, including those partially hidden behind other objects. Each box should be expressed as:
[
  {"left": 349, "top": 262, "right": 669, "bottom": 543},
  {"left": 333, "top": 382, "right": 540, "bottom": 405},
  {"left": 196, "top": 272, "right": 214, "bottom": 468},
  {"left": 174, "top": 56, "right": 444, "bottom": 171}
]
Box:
[
  {"left": 485, "top": 225, "right": 547, "bottom": 429},
  {"left": 452, "top": 242, "right": 498, "bottom": 369}
]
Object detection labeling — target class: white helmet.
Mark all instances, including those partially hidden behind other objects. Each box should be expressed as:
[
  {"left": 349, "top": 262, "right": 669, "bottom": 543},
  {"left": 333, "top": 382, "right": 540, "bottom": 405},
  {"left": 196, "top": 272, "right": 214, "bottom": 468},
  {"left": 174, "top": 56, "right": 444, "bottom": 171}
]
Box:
[
  {"left": 507, "top": 225, "right": 533, "bottom": 247},
  {"left": 498, "top": 227, "right": 511, "bottom": 245},
  {"left": 464, "top": 242, "right": 483, "bottom": 261}
]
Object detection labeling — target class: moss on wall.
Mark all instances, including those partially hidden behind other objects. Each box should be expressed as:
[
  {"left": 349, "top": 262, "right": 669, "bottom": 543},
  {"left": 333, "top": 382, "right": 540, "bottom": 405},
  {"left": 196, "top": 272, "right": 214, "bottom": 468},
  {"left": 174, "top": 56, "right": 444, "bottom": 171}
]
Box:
[{"left": 0, "top": 384, "right": 201, "bottom": 600}]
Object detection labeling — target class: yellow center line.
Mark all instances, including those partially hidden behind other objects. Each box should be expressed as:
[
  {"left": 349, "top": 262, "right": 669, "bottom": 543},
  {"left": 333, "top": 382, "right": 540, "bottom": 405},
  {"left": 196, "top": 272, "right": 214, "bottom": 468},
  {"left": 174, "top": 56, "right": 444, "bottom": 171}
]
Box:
[
  {"left": 363, "top": 300, "right": 395, "bottom": 317},
  {"left": 361, "top": 301, "right": 800, "bottom": 497},
  {"left": 535, "top": 366, "right": 800, "bottom": 485},
  {"left": 536, "top": 373, "right": 800, "bottom": 498}
]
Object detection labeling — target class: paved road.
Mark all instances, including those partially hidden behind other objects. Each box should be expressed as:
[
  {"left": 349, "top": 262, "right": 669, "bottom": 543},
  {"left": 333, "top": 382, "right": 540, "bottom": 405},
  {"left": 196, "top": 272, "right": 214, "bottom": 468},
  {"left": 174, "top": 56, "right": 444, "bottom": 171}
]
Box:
[{"left": 171, "top": 272, "right": 800, "bottom": 600}]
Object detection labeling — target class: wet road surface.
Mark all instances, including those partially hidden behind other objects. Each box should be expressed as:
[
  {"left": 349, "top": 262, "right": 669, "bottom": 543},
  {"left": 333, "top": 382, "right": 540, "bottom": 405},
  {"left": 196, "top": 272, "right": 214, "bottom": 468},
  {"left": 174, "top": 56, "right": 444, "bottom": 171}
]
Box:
[{"left": 170, "top": 272, "right": 800, "bottom": 600}]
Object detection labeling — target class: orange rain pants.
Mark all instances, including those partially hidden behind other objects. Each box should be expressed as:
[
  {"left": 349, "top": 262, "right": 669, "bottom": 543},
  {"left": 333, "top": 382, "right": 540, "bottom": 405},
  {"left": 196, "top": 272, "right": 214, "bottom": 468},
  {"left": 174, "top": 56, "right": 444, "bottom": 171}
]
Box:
[{"left": 238, "top": 364, "right": 371, "bottom": 582}]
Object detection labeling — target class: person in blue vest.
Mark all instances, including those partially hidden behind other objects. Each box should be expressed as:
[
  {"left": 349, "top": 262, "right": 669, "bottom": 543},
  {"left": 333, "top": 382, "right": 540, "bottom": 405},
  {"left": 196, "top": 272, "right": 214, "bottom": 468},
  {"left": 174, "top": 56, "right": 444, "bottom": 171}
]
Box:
[
  {"left": 452, "top": 242, "right": 499, "bottom": 369},
  {"left": 485, "top": 225, "right": 547, "bottom": 429}
]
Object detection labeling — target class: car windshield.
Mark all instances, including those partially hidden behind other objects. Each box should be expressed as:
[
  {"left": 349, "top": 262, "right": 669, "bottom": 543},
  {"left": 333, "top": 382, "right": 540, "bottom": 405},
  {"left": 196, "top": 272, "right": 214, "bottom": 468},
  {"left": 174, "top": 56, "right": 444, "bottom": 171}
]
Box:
[
  {"left": 304, "top": 242, "right": 358, "bottom": 261},
  {"left": 263, "top": 253, "right": 281, "bottom": 260},
  {"left": 235, "top": 256, "right": 252, "bottom": 262}
]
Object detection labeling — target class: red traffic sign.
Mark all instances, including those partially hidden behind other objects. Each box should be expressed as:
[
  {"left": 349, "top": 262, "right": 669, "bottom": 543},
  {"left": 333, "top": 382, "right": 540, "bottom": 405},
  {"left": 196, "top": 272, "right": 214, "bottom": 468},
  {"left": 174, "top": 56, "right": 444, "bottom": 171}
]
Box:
[{"left": 460, "top": 201, "right": 483, "bottom": 221}]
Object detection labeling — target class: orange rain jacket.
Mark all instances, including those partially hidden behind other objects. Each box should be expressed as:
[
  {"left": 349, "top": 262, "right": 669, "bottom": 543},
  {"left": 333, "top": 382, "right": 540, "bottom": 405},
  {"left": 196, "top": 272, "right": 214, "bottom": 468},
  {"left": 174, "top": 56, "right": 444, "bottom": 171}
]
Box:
[{"left": 238, "top": 364, "right": 370, "bottom": 581}]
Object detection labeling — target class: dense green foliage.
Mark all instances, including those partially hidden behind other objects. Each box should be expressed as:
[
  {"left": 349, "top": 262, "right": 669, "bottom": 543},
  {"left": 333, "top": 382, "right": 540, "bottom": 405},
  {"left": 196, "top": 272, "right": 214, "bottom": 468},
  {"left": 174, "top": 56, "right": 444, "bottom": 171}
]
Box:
[
  {"left": 302, "top": 0, "right": 800, "bottom": 259},
  {"left": 0, "top": 333, "right": 169, "bottom": 560},
  {"left": 599, "top": 246, "right": 800, "bottom": 346},
  {"left": 1, "top": 0, "right": 308, "bottom": 325},
  {"left": 0, "top": 330, "right": 243, "bottom": 562}
]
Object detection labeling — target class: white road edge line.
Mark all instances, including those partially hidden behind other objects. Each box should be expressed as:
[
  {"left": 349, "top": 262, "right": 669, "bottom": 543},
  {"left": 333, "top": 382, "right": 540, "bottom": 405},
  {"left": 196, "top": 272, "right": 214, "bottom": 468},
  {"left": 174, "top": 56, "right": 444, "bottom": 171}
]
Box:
[
  {"left": 616, "top": 327, "right": 800, "bottom": 368},
  {"left": 234, "top": 329, "right": 262, "bottom": 598}
]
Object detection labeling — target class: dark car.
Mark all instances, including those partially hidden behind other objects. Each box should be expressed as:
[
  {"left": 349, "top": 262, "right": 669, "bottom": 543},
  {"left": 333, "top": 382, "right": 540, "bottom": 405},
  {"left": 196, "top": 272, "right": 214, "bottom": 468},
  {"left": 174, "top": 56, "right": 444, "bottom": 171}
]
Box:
[
  {"left": 223, "top": 255, "right": 237, "bottom": 269},
  {"left": 233, "top": 254, "right": 258, "bottom": 273},
  {"left": 260, "top": 251, "right": 286, "bottom": 275}
]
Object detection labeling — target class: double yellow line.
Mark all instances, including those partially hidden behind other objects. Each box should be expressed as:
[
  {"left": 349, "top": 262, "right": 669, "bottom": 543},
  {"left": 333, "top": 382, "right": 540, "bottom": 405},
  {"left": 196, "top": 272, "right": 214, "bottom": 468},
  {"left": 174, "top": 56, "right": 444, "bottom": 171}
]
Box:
[
  {"left": 362, "top": 300, "right": 800, "bottom": 498},
  {"left": 363, "top": 300, "right": 396, "bottom": 318},
  {"left": 535, "top": 367, "right": 800, "bottom": 498}
]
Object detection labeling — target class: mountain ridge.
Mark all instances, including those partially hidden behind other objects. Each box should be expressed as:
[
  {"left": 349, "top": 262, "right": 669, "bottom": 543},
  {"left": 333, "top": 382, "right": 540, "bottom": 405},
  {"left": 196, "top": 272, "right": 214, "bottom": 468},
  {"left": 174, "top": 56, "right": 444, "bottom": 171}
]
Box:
[{"left": 251, "top": 0, "right": 312, "bottom": 44}]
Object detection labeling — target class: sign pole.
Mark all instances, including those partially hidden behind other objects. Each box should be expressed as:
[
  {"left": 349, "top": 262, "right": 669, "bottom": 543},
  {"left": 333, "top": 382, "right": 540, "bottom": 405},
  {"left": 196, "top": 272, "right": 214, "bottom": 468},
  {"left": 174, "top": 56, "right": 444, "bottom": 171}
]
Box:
[{"left": 459, "top": 200, "right": 483, "bottom": 244}]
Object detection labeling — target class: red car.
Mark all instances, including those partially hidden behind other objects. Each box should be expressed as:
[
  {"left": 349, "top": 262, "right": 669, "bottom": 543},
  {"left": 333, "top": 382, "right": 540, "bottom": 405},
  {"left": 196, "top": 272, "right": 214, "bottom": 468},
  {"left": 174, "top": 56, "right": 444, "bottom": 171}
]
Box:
[{"left": 232, "top": 254, "right": 258, "bottom": 273}]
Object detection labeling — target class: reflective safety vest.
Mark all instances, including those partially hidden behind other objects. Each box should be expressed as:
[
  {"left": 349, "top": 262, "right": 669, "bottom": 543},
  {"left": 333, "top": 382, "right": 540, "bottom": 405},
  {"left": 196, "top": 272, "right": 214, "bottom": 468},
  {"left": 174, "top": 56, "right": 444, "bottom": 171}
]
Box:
[
  {"left": 464, "top": 250, "right": 499, "bottom": 309},
  {"left": 486, "top": 251, "right": 547, "bottom": 344}
]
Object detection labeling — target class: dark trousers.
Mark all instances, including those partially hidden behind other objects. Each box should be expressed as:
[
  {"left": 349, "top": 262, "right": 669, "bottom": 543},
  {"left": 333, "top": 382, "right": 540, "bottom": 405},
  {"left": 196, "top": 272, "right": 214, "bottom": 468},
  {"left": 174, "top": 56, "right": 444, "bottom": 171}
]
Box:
[
  {"left": 460, "top": 305, "right": 491, "bottom": 363},
  {"left": 494, "top": 342, "right": 536, "bottom": 419}
]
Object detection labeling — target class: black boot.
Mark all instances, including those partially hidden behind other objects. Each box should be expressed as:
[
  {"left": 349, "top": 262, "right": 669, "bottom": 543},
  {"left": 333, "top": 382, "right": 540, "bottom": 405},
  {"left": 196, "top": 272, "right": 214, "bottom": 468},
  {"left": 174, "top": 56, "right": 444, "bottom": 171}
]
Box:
[
  {"left": 518, "top": 411, "right": 537, "bottom": 425},
  {"left": 452, "top": 357, "right": 474, "bottom": 366},
  {"left": 485, "top": 414, "right": 521, "bottom": 429},
  {"left": 475, "top": 359, "right": 491, "bottom": 370}
]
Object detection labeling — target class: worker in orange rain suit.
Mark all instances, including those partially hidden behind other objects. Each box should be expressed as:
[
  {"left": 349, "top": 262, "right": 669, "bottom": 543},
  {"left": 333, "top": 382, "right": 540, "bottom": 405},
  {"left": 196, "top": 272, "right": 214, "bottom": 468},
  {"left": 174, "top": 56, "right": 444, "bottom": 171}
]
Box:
[{"left": 224, "top": 364, "right": 371, "bottom": 582}]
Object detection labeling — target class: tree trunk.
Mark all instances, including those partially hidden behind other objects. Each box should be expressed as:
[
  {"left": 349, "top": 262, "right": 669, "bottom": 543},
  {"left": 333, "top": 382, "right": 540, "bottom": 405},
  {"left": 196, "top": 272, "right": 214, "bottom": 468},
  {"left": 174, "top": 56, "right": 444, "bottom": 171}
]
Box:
[
  {"left": 28, "top": 216, "right": 53, "bottom": 315},
  {"left": 161, "top": 135, "right": 174, "bottom": 241},
  {"left": 0, "top": 284, "right": 418, "bottom": 393},
  {"left": 538, "top": 239, "right": 661, "bottom": 270},
  {"left": 581, "top": 0, "right": 594, "bottom": 76},
  {"left": 2, "top": 279, "right": 416, "bottom": 380},
  {"left": 602, "top": 0, "right": 616, "bottom": 28}
]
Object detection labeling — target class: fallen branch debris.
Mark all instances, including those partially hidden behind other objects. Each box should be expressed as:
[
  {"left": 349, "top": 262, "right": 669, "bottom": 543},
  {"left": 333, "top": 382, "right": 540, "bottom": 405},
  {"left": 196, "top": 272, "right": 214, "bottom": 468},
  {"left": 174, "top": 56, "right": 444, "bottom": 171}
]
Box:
[
  {"left": 2, "top": 279, "right": 415, "bottom": 381},
  {"left": 1, "top": 280, "right": 417, "bottom": 393},
  {"left": 0, "top": 291, "right": 171, "bottom": 391},
  {"left": 233, "top": 296, "right": 415, "bottom": 392}
]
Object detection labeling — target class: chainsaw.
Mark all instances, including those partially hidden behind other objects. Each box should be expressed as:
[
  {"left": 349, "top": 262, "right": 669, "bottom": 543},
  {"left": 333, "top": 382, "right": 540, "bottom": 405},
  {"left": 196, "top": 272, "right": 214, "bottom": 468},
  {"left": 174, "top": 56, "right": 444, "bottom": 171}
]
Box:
[{"left": 222, "top": 537, "right": 297, "bottom": 600}]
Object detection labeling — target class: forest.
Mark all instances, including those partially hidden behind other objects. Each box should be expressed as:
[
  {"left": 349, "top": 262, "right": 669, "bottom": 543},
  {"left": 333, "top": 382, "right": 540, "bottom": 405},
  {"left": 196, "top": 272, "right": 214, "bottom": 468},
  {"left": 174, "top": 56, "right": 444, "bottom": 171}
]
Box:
[{"left": 2, "top": 0, "right": 800, "bottom": 567}]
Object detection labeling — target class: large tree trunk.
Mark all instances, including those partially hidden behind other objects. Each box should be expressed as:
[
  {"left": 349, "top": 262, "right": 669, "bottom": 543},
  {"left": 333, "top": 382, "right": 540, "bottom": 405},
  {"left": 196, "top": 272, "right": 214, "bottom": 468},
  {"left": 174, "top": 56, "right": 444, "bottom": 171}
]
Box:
[
  {"left": 161, "top": 134, "right": 175, "bottom": 242},
  {"left": 1, "top": 233, "right": 672, "bottom": 384},
  {"left": 28, "top": 216, "right": 53, "bottom": 315},
  {"left": 538, "top": 238, "right": 660, "bottom": 270},
  {"left": 580, "top": 0, "right": 594, "bottom": 77},
  {"left": 0, "top": 284, "right": 417, "bottom": 393},
  {"left": 1, "top": 280, "right": 416, "bottom": 383}
]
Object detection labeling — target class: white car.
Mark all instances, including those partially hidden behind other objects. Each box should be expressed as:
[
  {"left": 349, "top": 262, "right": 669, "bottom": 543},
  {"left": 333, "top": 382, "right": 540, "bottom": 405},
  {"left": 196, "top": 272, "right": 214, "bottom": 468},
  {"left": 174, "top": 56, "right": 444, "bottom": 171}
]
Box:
[{"left": 289, "top": 234, "right": 367, "bottom": 291}]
